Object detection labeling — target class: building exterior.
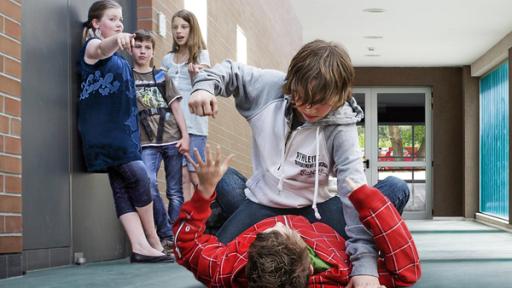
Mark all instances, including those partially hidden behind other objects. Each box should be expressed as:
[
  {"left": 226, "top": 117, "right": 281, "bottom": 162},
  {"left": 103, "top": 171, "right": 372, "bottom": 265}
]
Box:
[{"left": 0, "top": 0, "right": 511, "bottom": 279}]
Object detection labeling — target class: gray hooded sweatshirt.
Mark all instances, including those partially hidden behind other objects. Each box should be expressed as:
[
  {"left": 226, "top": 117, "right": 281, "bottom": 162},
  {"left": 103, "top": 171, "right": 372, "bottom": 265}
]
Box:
[{"left": 192, "top": 60, "right": 378, "bottom": 277}]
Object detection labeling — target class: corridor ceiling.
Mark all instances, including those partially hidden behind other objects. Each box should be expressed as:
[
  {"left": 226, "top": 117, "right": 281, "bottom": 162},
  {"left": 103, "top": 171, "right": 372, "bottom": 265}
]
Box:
[{"left": 290, "top": 0, "right": 512, "bottom": 67}]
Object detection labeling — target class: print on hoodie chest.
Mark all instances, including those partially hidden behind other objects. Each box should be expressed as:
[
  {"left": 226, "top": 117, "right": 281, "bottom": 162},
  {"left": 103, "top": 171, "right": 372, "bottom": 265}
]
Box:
[
  {"left": 295, "top": 151, "right": 328, "bottom": 177},
  {"left": 276, "top": 128, "right": 331, "bottom": 183}
]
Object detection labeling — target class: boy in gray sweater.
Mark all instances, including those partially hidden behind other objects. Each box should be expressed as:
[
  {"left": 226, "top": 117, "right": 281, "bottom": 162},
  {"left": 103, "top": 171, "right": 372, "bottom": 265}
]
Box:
[{"left": 187, "top": 40, "right": 410, "bottom": 288}]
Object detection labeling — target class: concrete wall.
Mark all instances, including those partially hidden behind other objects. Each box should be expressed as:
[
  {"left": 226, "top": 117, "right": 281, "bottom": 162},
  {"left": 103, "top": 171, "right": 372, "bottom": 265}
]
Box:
[{"left": 462, "top": 66, "right": 479, "bottom": 218}]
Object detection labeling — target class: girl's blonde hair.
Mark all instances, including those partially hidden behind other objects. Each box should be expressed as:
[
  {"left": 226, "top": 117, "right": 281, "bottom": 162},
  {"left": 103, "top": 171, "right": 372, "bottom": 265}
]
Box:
[
  {"left": 82, "top": 0, "right": 122, "bottom": 43},
  {"left": 170, "top": 9, "right": 207, "bottom": 64}
]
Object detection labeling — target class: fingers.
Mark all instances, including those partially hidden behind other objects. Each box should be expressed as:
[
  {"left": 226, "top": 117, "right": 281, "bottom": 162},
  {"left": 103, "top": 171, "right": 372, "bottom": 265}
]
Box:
[
  {"left": 210, "top": 97, "right": 218, "bottom": 118},
  {"left": 222, "top": 153, "right": 235, "bottom": 169},
  {"left": 117, "top": 33, "right": 134, "bottom": 52},
  {"left": 345, "top": 177, "right": 365, "bottom": 192},
  {"left": 204, "top": 144, "right": 212, "bottom": 165},
  {"left": 184, "top": 153, "right": 198, "bottom": 170},
  {"left": 345, "top": 177, "right": 357, "bottom": 190},
  {"left": 214, "top": 145, "right": 222, "bottom": 166},
  {"left": 188, "top": 101, "right": 196, "bottom": 115},
  {"left": 202, "top": 100, "right": 213, "bottom": 116},
  {"left": 194, "top": 148, "right": 205, "bottom": 166}
]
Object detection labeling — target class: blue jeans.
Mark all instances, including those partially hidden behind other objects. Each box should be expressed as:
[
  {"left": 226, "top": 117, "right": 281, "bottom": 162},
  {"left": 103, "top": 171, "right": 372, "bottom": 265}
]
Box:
[
  {"left": 214, "top": 168, "right": 410, "bottom": 243},
  {"left": 141, "top": 144, "right": 183, "bottom": 239},
  {"left": 107, "top": 160, "right": 152, "bottom": 217},
  {"left": 181, "top": 134, "right": 207, "bottom": 171}
]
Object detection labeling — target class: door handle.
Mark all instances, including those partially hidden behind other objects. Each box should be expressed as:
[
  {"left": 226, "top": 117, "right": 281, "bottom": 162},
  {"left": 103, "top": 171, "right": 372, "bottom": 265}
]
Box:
[{"left": 363, "top": 159, "right": 370, "bottom": 169}]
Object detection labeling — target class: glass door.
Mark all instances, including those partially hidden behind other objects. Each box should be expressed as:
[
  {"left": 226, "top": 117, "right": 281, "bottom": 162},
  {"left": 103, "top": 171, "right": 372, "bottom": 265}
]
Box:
[{"left": 353, "top": 87, "right": 432, "bottom": 219}]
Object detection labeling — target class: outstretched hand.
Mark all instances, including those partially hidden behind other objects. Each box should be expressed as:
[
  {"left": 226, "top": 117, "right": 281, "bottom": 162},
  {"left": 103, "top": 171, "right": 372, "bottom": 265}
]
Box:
[{"left": 185, "top": 145, "right": 234, "bottom": 199}]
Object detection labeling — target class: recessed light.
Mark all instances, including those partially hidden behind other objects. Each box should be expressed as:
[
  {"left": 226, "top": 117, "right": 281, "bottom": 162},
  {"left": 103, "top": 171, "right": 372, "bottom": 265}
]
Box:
[
  {"left": 364, "top": 35, "right": 383, "bottom": 39},
  {"left": 363, "top": 8, "right": 385, "bottom": 13}
]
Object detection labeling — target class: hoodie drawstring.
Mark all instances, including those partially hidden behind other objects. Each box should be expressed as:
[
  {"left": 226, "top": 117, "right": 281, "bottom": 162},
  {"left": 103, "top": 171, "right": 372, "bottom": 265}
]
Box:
[
  {"left": 277, "top": 118, "right": 287, "bottom": 192},
  {"left": 312, "top": 126, "right": 321, "bottom": 220}
]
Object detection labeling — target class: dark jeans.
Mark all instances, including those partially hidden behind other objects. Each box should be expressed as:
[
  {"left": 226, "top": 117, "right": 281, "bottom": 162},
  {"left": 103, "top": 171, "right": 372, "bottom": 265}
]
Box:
[
  {"left": 212, "top": 168, "right": 410, "bottom": 244},
  {"left": 107, "top": 160, "right": 152, "bottom": 217},
  {"left": 141, "top": 144, "right": 183, "bottom": 239}
]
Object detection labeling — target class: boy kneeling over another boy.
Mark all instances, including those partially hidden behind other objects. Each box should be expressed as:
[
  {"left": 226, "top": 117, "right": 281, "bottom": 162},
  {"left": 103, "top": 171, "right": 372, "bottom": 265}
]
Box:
[{"left": 173, "top": 145, "right": 421, "bottom": 287}]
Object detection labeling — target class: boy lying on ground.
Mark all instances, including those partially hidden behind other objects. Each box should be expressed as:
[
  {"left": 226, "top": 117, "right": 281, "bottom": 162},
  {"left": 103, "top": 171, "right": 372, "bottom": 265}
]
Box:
[{"left": 173, "top": 145, "right": 421, "bottom": 287}]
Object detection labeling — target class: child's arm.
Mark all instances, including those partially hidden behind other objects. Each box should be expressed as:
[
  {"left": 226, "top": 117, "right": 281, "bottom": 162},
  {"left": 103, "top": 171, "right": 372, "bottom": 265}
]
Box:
[
  {"left": 170, "top": 100, "right": 189, "bottom": 154},
  {"left": 173, "top": 146, "right": 237, "bottom": 286},
  {"left": 84, "top": 33, "right": 134, "bottom": 65},
  {"left": 188, "top": 49, "right": 211, "bottom": 79},
  {"left": 166, "top": 75, "right": 189, "bottom": 154},
  {"left": 329, "top": 123, "right": 379, "bottom": 279},
  {"left": 189, "top": 60, "right": 286, "bottom": 119},
  {"left": 348, "top": 184, "right": 422, "bottom": 287}
]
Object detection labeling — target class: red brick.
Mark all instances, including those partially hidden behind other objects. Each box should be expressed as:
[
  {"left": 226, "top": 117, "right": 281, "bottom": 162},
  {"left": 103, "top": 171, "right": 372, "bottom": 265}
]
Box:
[
  {"left": 5, "top": 215, "right": 21, "bottom": 233},
  {"left": 0, "top": 95, "right": 3, "bottom": 112},
  {"left": 5, "top": 175, "right": 21, "bottom": 193},
  {"left": 0, "top": 216, "right": 4, "bottom": 232},
  {"left": 10, "top": 118, "right": 20, "bottom": 136},
  {"left": 0, "top": 15, "right": 4, "bottom": 33},
  {"left": 0, "top": 194, "right": 21, "bottom": 213},
  {"left": 4, "top": 56, "right": 21, "bottom": 78},
  {"left": 0, "top": 1, "right": 21, "bottom": 23},
  {"left": 4, "top": 135, "right": 20, "bottom": 154},
  {"left": 137, "top": 7, "right": 153, "bottom": 19},
  {"left": 0, "top": 114, "right": 9, "bottom": 133},
  {"left": 4, "top": 17, "right": 20, "bottom": 40},
  {"left": 0, "top": 174, "right": 3, "bottom": 192},
  {"left": 0, "top": 55, "right": 4, "bottom": 73},
  {"left": 0, "top": 35, "right": 21, "bottom": 60},
  {"left": 0, "top": 74, "right": 20, "bottom": 97},
  {"left": 137, "top": 20, "right": 153, "bottom": 30},
  {"left": 4, "top": 97, "right": 20, "bottom": 116},
  {"left": 137, "top": 0, "right": 152, "bottom": 7},
  {"left": 0, "top": 135, "right": 3, "bottom": 152},
  {"left": 0, "top": 236, "right": 22, "bottom": 253},
  {"left": 0, "top": 155, "right": 21, "bottom": 173}
]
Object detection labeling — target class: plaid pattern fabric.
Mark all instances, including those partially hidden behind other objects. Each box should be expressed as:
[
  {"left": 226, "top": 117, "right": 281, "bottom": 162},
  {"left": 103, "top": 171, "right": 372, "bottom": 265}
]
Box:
[{"left": 173, "top": 186, "right": 421, "bottom": 287}]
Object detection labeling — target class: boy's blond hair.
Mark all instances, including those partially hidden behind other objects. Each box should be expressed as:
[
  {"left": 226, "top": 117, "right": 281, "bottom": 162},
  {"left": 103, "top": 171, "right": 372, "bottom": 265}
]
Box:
[{"left": 283, "top": 39, "right": 355, "bottom": 109}]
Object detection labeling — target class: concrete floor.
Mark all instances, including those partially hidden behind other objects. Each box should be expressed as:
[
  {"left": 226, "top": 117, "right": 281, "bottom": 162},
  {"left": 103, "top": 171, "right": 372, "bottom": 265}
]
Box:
[{"left": 1, "top": 219, "right": 512, "bottom": 287}]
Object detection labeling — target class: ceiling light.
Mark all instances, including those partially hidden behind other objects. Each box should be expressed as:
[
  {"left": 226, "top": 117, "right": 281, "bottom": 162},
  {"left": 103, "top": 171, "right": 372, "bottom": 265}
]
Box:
[
  {"left": 364, "top": 35, "right": 383, "bottom": 39},
  {"left": 363, "top": 8, "right": 385, "bottom": 13}
]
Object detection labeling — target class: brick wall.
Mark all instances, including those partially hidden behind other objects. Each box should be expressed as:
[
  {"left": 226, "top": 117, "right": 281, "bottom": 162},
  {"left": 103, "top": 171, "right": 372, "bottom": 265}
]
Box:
[
  {"left": 0, "top": 0, "right": 22, "bottom": 255},
  {"left": 136, "top": 0, "right": 302, "bottom": 190}
]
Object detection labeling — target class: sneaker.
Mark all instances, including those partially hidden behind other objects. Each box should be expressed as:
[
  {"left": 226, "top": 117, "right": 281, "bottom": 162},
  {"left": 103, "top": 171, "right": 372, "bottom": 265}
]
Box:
[{"left": 161, "top": 237, "right": 175, "bottom": 256}]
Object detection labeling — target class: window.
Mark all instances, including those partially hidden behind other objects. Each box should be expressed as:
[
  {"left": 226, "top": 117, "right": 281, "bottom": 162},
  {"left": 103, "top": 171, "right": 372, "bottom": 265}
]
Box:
[
  {"left": 184, "top": 0, "right": 208, "bottom": 43},
  {"left": 236, "top": 26, "right": 247, "bottom": 64}
]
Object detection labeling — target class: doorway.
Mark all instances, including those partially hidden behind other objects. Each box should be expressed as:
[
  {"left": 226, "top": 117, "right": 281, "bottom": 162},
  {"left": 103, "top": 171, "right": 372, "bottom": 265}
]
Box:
[{"left": 353, "top": 87, "right": 432, "bottom": 219}]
